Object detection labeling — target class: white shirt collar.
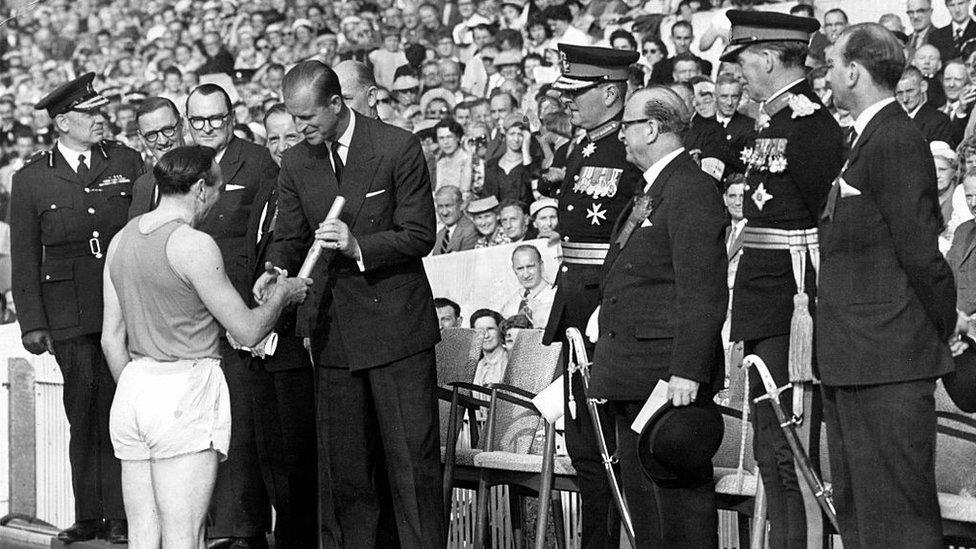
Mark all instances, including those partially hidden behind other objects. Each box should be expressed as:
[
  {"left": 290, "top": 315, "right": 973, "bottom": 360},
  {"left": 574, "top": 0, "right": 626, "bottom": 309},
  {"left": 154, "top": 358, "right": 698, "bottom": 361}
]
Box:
[
  {"left": 330, "top": 108, "right": 356, "bottom": 161},
  {"left": 642, "top": 147, "right": 685, "bottom": 192},
  {"left": 853, "top": 97, "right": 897, "bottom": 138},
  {"left": 953, "top": 20, "right": 971, "bottom": 34},
  {"left": 907, "top": 102, "right": 924, "bottom": 118},
  {"left": 57, "top": 140, "right": 90, "bottom": 172},
  {"left": 766, "top": 78, "right": 805, "bottom": 104}
]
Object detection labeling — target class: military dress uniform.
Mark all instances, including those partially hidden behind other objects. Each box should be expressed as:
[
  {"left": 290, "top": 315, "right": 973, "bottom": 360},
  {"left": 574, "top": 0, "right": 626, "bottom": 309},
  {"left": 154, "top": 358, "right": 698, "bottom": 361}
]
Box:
[
  {"left": 722, "top": 12, "right": 845, "bottom": 549},
  {"left": 10, "top": 73, "right": 145, "bottom": 541},
  {"left": 542, "top": 43, "right": 643, "bottom": 549}
]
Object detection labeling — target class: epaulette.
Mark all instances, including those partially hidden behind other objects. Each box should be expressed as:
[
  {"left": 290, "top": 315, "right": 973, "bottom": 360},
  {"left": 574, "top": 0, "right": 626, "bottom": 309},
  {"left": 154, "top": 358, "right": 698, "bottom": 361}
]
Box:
[{"left": 22, "top": 149, "right": 51, "bottom": 169}]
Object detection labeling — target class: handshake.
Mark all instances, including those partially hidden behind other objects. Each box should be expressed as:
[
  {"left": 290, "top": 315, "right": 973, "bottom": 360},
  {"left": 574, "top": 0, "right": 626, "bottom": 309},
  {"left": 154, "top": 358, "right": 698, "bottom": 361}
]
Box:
[{"left": 252, "top": 262, "right": 310, "bottom": 307}]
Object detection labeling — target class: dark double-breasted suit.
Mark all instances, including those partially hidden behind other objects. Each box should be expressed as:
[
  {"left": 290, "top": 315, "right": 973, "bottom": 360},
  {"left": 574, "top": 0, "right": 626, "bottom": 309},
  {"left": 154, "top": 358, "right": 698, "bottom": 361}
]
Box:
[
  {"left": 720, "top": 111, "right": 757, "bottom": 174},
  {"left": 130, "top": 136, "right": 279, "bottom": 539},
  {"left": 818, "top": 100, "right": 956, "bottom": 548},
  {"left": 269, "top": 110, "right": 444, "bottom": 548},
  {"left": 591, "top": 149, "right": 728, "bottom": 547},
  {"left": 240, "top": 179, "right": 318, "bottom": 547},
  {"left": 11, "top": 140, "right": 145, "bottom": 524}
]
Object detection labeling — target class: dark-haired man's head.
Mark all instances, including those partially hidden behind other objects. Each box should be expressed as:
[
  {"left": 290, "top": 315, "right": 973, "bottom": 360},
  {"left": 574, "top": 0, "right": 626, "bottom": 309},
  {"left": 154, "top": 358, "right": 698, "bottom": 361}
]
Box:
[
  {"left": 434, "top": 297, "right": 462, "bottom": 329},
  {"left": 137, "top": 97, "right": 184, "bottom": 161},
  {"left": 499, "top": 200, "right": 529, "bottom": 240},
  {"left": 282, "top": 60, "right": 348, "bottom": 146},
  {"left": 186, "top": 84, "right": 233, "bottom": 152},
  {"left": 154, "top": 145, "right": 222, "bottom": 222},
  {"left": 828, "top": 23, "right": 907, "bottom": 113}
]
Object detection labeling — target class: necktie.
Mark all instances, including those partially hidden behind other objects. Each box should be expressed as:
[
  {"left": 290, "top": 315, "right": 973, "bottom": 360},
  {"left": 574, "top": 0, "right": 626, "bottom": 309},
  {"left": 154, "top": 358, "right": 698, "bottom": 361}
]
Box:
[
  {"left": 518, "top": 288, "right": 531, "bottom": 317},
  {"left": 437, "top": 226, "right": 451, "bottom": 254},
  {"left": 956, "top": 27, "right": 964, "bottom": 46},
  {"left": 330, "top": 142, "right": 344, "bottom": 184},
  {"left": 77, "top": 153, "right": 89, "bottom": 181}
]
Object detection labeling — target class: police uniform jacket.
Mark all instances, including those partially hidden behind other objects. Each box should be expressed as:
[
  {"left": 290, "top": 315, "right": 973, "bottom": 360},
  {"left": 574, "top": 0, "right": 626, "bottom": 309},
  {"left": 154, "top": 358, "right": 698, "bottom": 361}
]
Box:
[
  {"left": 590, "top": 150, "right": 727, "bottom": 400},
  {"left": 818, "top": 101, "right": 955, "bottom": 386},
  {"left": 541, "top": 115, "right": 642, "bottom": 345},
  {"left": 729, "top": 80, "right": 844, "bottom": 341},
  {"left": 11, "top": 141, "right": 145, "bottom": 340}
]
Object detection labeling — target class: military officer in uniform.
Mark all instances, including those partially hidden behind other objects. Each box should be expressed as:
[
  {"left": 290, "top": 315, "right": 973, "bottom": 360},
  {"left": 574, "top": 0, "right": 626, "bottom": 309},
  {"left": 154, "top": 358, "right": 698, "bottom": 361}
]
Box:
[
  {"left": 10, "top": 73, "right": 146, "bottom": 544},
  {"left": 722, "top": 12, "right": 845, "bottom": 549},
  {"left": 542, "top": 43, "right": 643, "bottom": 549}
]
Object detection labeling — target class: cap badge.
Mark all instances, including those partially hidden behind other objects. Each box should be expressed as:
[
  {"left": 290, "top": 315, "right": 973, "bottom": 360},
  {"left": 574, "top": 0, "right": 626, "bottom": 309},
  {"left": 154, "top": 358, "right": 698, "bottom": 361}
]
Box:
[{"left": 559, "top": 50, "right": 571, "bottom": 74}]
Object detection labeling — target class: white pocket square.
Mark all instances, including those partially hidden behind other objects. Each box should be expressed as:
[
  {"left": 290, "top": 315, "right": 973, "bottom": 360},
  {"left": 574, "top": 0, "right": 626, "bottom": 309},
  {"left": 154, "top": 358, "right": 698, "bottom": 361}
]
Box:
[
  {"left": 365, "top": 189, "right": 386, "bottom": 198},
  {"left": 225, "top": 184, "right": 245, "bottom": 191},
  {"left": 640, "top": 218, "right": 653, "bottom": 228},
  {"left": 839, "top": 178, "right": 861, "bottom": 198}
]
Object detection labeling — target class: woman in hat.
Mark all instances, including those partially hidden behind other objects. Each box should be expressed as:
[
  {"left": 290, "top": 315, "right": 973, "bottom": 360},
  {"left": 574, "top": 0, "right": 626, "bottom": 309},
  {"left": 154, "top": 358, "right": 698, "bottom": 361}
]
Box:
[{"left": 483, "top": 112, "right": 534, "bottom": 206}]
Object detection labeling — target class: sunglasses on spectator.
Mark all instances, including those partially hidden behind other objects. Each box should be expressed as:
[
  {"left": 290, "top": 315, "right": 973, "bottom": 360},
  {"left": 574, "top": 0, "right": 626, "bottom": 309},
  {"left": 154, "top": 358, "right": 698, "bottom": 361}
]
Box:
[
  {"left": 140, "top": 122, "right": 180, "bottom": 142},
  {"left": 188, "top": 113, "right": 230, "bottom": 130}
]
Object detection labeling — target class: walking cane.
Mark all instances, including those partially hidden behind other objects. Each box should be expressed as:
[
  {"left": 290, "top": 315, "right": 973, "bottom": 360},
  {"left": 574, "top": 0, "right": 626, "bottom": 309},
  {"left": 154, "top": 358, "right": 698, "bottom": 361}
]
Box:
[
  {"left": 743, "top": 354, "right": 840, "bottom": 532},
  {"left": 565, "top": 328, "right": 637, "bottom": 548}
]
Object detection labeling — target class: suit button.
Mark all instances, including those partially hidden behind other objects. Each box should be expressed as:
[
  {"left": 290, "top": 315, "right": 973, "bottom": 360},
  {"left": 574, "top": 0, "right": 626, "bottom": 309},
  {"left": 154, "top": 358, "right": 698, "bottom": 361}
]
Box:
[
  {"left": 87, "top": 207, "right": 95, "bottom": 214},
  {"left": 625, "top": 263, "right": 633, "bottom": 270},
  {"left": 608, "top": 331, "right": 616, "bottom": 338},
  {"left": 567, "top": 205, "right": 574, "bottom": 211},
  {"left": 563, "top": 236, "right": 570, "bottom": 242},
  {"left": 561, "top": 265, "right": 568, "bottom": 273},
  {"left": 373, "top": 297, "right": 381, "bottom": 303},
  {"left": 610, "top": 296, "right": 617, "bottom": 304},
  {"left": 92, "top": 231, "right": 100, "bottom": 238},
  {"left": 574, "top": 175, "right": 580, "bottom": 181},
  {"left": 50, "top": 204, "right": 56, "bottom": 209},
  {"left": 218, "top": 214, "right": 225, "bottom": 220},
  {"left": 44, "top": 275, "right": 51, "bottom": 281}
]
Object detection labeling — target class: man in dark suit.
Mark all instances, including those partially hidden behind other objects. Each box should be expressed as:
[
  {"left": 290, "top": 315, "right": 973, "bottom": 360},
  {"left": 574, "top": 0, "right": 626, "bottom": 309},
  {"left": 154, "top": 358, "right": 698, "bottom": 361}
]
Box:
[
  {"left": 433, "top": 185, "right": 479, "bottom": 254},
  {"left": 820, "top": 23, "right": 967, "bottom": 547},
  {"left": 235, "top": 104, "right": 318, "bottom": 547},
  {"left": 11, "top": 73, "right": 145, "bottom": 544},
  {"left": 929, "top": 0, "right": 976, "bottom": 64},
  {"left": 543, "top": 43, "right": 643, "bottom": 549},
  {"left": 259, "top": 60, "right": 444, "bottom": 548},
  {"left": 165, "top": 84, "right": 276, "bottom": 549},
  {"left": 592, "top": 86, "right": 728, "bottom": 547},
  {"left": 128, "top": 97, "right": 184, "bottom": 218},
  {"left": 947, "top": 174, "right": 976, "bottom": 314},
  {"left": 898, "top": 66, "right": 957, "bottom": 146},
  {"left": 723, "top": 11, "right": 846, "bottom": 548},
  {"left": 715, "top": 75, "right": 756, "bottom": 175},
  {"left": 668, "top": 82, "right": 733, "bottom": 182},
  {"left": 907, "top": 0, "right": 937, "bottom": 58}
]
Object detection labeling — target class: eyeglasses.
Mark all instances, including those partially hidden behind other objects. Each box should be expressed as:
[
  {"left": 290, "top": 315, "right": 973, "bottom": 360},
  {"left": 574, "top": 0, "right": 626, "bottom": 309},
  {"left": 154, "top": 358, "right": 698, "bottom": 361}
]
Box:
[
  {"left": 140, "top": 122, "right": 180, "bottom": 142},
  {"left": 467, "top": 135, "right": 488, "bottom": 146},
  {"left": 620, "top": 118, "right": 650, "bottom": 130},
  {"left": 188, "top": 113, "right": 230, "bottom": 130}
]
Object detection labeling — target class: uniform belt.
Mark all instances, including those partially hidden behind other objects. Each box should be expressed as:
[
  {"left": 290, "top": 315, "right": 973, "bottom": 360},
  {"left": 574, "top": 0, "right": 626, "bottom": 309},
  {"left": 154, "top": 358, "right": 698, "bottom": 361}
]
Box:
[
  {"left": 562, "top": 241, "right": 609, "bottom": 265},
  {"left": 45, "top": 238, "right": 104, "bottom": 260},
  {"left": 741, "top": 227, "right": 818, "bottom": 250}
]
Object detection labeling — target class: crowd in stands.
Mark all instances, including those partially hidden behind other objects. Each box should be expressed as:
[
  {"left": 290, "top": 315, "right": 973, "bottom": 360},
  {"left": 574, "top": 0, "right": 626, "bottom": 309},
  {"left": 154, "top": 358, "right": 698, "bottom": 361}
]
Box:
[{"left": 8, "top": 0, "right": 976, "bottom": 388}]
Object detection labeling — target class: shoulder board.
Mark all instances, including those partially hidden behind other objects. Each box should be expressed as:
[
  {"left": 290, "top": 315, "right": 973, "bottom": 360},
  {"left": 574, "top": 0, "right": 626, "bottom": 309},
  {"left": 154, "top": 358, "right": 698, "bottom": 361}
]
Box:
[{"left": 22, "top": 149, "right": 51, "bottom": 169}]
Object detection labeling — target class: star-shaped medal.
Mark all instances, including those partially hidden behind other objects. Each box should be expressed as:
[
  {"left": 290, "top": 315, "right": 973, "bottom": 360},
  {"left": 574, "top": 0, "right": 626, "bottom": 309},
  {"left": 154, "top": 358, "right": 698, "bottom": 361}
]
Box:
[
  {"left": 752, "top": 182, "right": 773, "bottom": 210},
  {"left": 581, "top": 142, "right": 596, "bottom": 157},
  {"left": 586, "top": 202, "right": 607, "bottom": 225}
]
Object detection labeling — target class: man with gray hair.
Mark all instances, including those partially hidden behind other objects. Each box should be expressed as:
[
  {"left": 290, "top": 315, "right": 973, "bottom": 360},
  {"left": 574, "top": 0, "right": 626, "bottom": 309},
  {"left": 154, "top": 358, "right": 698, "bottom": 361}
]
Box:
[
  {"left": 334, "top": 60, "right": 379, "bottom": 119},
  {"left": 592, "top": 85, "right": 728, "bottom": 547},
  {"left": 821, "top": 22, "right": 967, "bottom": 547}
]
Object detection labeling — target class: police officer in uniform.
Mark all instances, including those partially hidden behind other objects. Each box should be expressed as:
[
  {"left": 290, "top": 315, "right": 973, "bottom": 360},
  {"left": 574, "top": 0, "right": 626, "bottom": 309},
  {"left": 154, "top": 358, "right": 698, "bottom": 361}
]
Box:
[
  {"left": 11, "top": 73, "right": 145, "bottom": 544},
  {"left": 722, "top": 12, "right": 845, "bottom": 549},
  {"left": 542, "top": 43, "right": 643, "bottom": 549}
]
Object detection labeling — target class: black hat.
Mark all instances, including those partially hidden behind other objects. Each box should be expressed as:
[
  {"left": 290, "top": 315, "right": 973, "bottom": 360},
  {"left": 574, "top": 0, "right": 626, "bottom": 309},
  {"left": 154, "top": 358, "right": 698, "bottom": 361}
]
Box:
[
  {"left": 720, "top": 10, "right": 820, "bottom": 63},
  {"left": 35, "top": 72, "right": 109, "bottom": 117},
  {"left": 637, "top": 402, "right": 724, "bottom": 488},
  {"left": 944, "top": 335, "right": 976, "bottom": 413},
  {"left": 552, "top": 43, "right": 639, "bottom": 92}
]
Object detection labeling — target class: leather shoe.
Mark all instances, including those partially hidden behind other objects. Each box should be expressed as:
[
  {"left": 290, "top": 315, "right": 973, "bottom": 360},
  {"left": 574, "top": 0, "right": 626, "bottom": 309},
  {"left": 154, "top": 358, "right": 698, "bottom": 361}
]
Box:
[
  {"left": 207, "top": 536, "right": 269, "bottom": 549},
  {"left": 105, "top": 519, "right": 128, "bottom": 544},
  {"left": 57, "top": 520, "right": 104, "bottom": 543}
]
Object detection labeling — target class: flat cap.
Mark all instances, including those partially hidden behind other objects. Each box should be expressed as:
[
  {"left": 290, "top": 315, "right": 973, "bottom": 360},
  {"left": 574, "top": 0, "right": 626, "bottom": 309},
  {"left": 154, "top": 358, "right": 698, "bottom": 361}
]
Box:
[
  {"left": 467, "top": 196, "right": 500, "bottom": 214},
  {"left": 720, "top": 10, "right": 820, "bottom": 63},
  {"left": 552, "top": 43, "right": 639, "bottom": 92},
  {"left": 35, "top": 72, "right": 108, "bottom": 117}
]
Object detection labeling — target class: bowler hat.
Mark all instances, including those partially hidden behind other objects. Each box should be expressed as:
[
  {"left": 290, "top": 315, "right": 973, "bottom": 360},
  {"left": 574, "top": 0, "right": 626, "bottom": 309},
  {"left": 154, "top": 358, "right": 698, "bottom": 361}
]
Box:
[
  {"left": 944, "top": 335, "right": 976, "bottom": 413},
  {"left": 637, "top": 402, "right": 724, "bottom": 488}
]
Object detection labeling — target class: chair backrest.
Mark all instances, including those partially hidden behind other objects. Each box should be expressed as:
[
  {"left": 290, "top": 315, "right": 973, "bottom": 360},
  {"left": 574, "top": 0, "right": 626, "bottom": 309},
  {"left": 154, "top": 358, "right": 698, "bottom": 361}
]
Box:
[
  {"left": 713, "top": 361, "right": 756, "bottom": 474},
  {"left": 936, "top": 410, "right": 976, "bottom": 496},
  {"left": 485, "top": 329, "right": 562, "bottom": 456},
  {"left": 435, "top": 328, "right": 482, "bottom": 442}
]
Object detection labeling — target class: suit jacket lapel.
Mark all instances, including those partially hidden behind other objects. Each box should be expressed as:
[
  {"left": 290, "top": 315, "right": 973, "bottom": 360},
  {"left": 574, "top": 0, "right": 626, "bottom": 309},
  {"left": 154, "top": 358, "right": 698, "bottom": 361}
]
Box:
[
  {"left": 961, "top": 222, "right": 976, "bottom": 265},
  {"left": 220, "top": 137, "right": 244, "bottom": 187},
  {"left": 341, "top": 115, "right": 379, "bottom": 225},
  {"left": 845, "top": 101, "right": 900, "bottom": 172}
]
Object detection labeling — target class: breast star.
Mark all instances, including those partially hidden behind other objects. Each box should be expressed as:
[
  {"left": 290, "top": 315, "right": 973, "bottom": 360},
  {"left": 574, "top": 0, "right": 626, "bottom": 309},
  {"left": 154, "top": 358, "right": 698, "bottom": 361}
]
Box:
[
  {"left": 586, "top": 202, "right": 607, "bottom": 225},
  {"left": 751, "top": 182, "right": 774, "bottom": 210},
  {"left": 581, "top": 142, "right": 596, "bottom": 157}
]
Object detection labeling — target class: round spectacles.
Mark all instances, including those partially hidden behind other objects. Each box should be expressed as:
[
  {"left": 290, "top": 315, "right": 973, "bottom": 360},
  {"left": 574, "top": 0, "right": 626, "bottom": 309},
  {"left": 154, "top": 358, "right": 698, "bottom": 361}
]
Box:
[
  {"left": 140, "top": 123, "right": 180, "bottom": 142},
  {"left": 188, "top": 113, "right": 230, "bottom": 130}
]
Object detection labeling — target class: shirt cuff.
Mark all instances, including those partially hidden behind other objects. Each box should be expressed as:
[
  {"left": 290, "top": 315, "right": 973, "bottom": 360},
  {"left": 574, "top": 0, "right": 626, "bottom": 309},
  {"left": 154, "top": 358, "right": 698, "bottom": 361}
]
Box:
[{"left": 354, "top": 242, "right": 365, "bottom": 272}]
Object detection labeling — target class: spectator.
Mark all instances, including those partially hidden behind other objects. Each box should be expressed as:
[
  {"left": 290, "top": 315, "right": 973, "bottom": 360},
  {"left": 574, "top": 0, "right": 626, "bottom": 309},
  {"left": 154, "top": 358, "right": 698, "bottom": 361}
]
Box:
[
  {"left": 500, "top": 244, "right": 555, "bottom": 328},
  {"left": 422, "top": 89, "right": 456, "bottom": 120},
  {"left": 823, "top": 9, "right": 849, "bottom": 45},
  {"left": 470, "top": 308, "right": 508, "bottom": 386},
  {"left": 369, "top": 26, "right": 408, "bottom": 90},
  {"left": 898, "top": 66, "right": 955, "bottom": 145},
  {"left": 723, "top": 174, "right": 746, "bottom": 291},
  {"left": 908, "top": 0, "right": 937, "bottom": 57},
  {"left": 391, "top": 75, "right": 421, "bottom": 115},
  {"left": 263, "top": 103, "right": 302, "bottom": 167},
  {"left": 435, "top": 119, "right": 473, "bottom": 196},
  {"left": 714, "top": 74, "right": 755, "bottom": 173},
  {"left": 434, "top": 298, "right": 462, "bottom": 330},
  {"left": 500, "top": 313, "right": 532, "bottom": 348},
  {"left": 914, "top": 43, "right": 948, "bottom": 107},
  {"left": 544, "top": 4, "right": 593, "bottom": 47},
  {"left": 948, "top": 168, "right": 976, "bottom": 313},
  {"left": 483, "top": 112, "right": 533, "bottom": 205},
  {"left": 879, "top": 13, "right": 906, "bottom": 35},
  {"left": 465, "top": 121, "right": 491, "bottom": 196},
  {"left": 651, "top": 21, "right": 713, "bottom": 84},
  {"left": 129, "top": 97, "right": 185, "bottom": 217},
  {"left": 931, "top": 0, "right": 976, "bottom": 65},
  {"left": 941, "top": 59, "right": 974, "bottom": 143},
  {"left": 933, "top": 140, "right": 973, "bottom": 253},
  {"left": 530, "top": 197, "right": 558, "bottom": 239},
  {"left": 433, "top": 185, "right": 480, "bottom": 255},
  {"left": 468, "top": 195, "right": 510, "bottom": 248},
  {"left": 0, "top": 98, "right": 29, "bottom": 148},
  {"left": 690, "top": 76, "right": 717, "bottom": 118},
  {"left": 498, "top": 199, "right": 535, "bottom": 243},
  {"left": 198, "top": 31, "right": 235, "bottom": 75},
  {"left": 439, "top": 59, "right": 465, "bottom": 103}
]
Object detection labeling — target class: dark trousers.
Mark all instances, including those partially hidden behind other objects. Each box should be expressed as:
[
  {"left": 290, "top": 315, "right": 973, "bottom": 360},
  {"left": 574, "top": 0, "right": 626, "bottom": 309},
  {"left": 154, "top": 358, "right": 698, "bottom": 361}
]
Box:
[
  {"left": 563, "top": 366, "right": 620, "bottom": 549},
  {"left": 52, "top": 334, "right": 123, "bottom": 522},
  {"left": 610, "top": 400, "right": 717, "bottom": 548},
  {"left": 209, "top": 340, "right": 271, "bottom": 538},
  {"left": 316, "top": 349, "right": 445, "bottom": 549},
  {"left": 823, "top": 379, "right": 942, "bottom": 549},
  {"left": 246, "top": 339, "right": 318, "bottom": 548},
  {"left": 745, "top": 335, "right": 806, "bottom": 549}
]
